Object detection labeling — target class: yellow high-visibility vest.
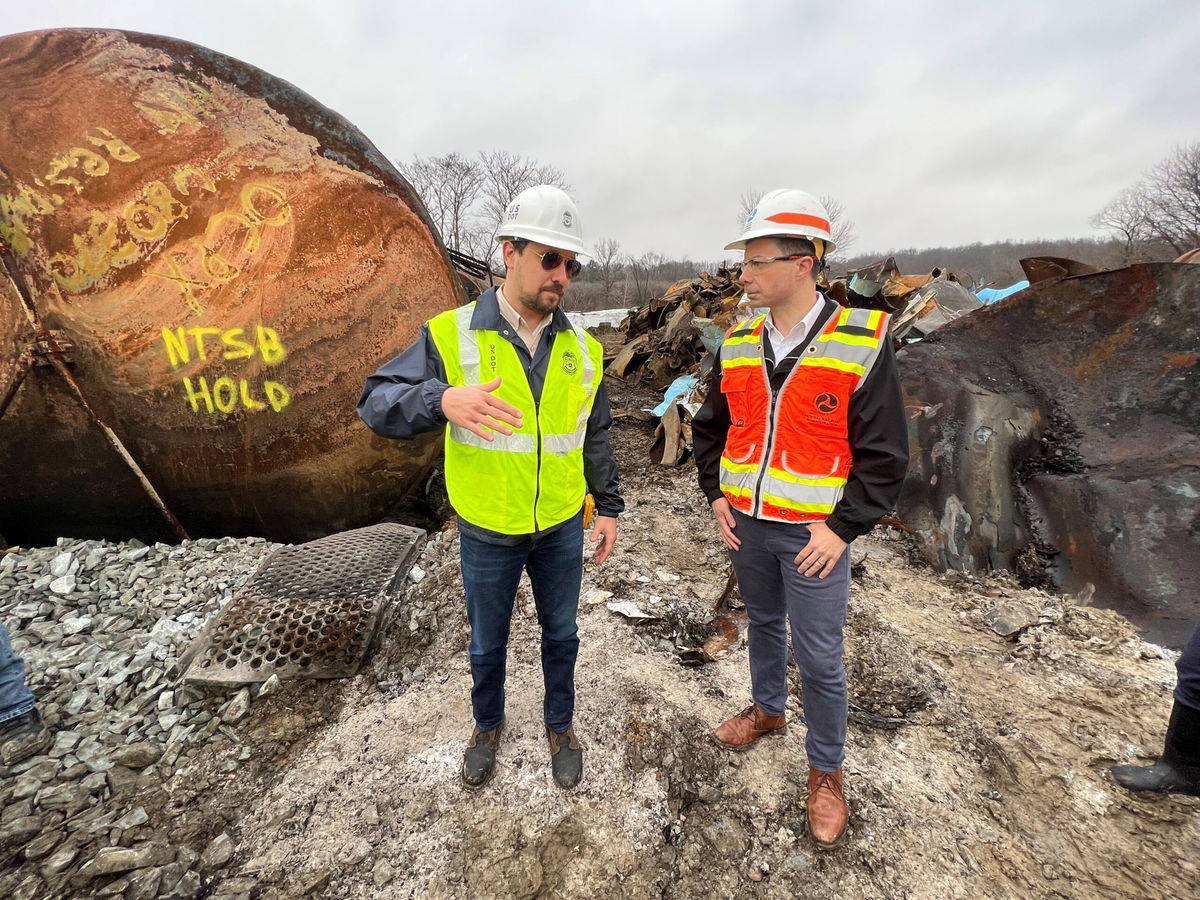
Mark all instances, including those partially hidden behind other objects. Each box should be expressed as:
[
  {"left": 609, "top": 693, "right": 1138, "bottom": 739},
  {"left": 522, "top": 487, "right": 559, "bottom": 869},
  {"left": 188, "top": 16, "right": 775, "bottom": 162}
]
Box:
[{"left": 428, "top": 302, "right": 604, "bottom": 534}]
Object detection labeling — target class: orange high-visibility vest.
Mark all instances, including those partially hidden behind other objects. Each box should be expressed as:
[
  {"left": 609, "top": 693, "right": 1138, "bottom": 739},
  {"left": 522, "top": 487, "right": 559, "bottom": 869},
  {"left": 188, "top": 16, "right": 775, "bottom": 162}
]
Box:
[{"left": 718, "top": 305, "right": 890, "bottom": 523}]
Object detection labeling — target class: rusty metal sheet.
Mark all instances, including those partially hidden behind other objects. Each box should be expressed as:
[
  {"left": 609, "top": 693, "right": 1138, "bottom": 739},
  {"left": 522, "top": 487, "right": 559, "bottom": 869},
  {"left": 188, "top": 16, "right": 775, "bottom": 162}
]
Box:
[
  {"left": 182, "top": 523, "right": 424, "bottom": 685},
  {"left": 1018, "top": 256, "right": 1102, "bottom": 285},
  {"left": 0, "top": 29, "right": 459, "bottom": 545}
]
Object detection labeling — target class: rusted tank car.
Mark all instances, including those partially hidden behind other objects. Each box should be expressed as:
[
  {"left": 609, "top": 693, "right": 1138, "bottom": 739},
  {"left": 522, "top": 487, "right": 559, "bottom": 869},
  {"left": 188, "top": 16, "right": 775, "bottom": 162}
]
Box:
[{"left": 0, "top": 28, "right": 460, "bottom": 545}]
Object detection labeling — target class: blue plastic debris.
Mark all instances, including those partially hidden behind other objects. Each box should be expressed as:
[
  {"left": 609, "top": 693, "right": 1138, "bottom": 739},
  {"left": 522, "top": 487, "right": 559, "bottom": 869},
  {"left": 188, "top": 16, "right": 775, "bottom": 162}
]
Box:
[
  {"left": 975, "top": 281, "right": 1029, "bottom": 305},
  {"left": 651, "top": 375, "right": 700, "bottom": 417}
]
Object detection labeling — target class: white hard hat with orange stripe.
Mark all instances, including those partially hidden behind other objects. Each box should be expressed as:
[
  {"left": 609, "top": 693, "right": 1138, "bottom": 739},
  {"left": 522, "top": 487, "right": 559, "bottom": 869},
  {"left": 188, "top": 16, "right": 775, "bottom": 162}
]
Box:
[{"left": 725, "top": 189, "right": 835, "bottom": 258}]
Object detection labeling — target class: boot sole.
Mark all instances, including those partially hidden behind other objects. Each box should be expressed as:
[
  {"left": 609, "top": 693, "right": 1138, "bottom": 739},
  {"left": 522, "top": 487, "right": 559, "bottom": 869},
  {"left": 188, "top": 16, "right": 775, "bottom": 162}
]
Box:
[
  {"left": 713, "top": 725, "right": 788, "bottom": 751},
  {"left": 813, "top": 827, "right": 848, "bottom": 850},
  {"left": 461, "top": 767, "right": 495, "bottom": 791}
]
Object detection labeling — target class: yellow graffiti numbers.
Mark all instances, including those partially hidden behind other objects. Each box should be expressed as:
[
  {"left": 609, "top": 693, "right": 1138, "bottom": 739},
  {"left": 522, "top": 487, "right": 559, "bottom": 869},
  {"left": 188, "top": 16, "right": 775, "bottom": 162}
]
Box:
[
  {"left": 173, "top": 165, "right": 217, "bottom": 197},
  {"left": 45, "top": 147, "right": 110, "bottom": 193},
  {"left": 134, "top": 80, "right": 229, "bottom": 135},
  {"left": 48, "top": 212, "right": 139, "bottom": 293},
  {"left": 51, "top": 176, "right": 196, "bottom": 293},
  {"left": 240, "top": 183, "right": 291, "bottom": 227},
  {"left": 146, "top": 182, "right": 291, "bottom": 313},
  {"left": 1, "top": 127, "right": 139, "bottom": 256},
  {"left": 1, "top": 187, "right": 60, "bottom": 255},
  {"left": 147, "top": 253, "right": 208, "bottom": 315},
  {"left": 86, "top": 127, "right": 141, "bottom": 163}
]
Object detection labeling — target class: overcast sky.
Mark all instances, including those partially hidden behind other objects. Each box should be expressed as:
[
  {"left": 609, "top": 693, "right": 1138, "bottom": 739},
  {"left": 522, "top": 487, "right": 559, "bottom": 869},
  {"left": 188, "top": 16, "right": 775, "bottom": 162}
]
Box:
[{"left": 5, "top": 1, "right": 1199, "bottom": 261}]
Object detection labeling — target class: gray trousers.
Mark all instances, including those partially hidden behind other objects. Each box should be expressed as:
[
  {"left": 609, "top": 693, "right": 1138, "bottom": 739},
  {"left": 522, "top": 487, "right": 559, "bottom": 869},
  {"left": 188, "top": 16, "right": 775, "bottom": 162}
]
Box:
[{"left": 729, "top": 508, "right": 850, "bottom": 771}]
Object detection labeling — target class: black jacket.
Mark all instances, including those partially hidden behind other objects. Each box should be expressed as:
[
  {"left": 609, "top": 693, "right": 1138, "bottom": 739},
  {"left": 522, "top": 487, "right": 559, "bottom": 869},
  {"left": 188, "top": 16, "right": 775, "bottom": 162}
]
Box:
[
  {"left": 692, "top": 296, "right": 908, "bottom": 543},
  {"left": 357, "top": 289, "right": 624, "bottom": 542}
]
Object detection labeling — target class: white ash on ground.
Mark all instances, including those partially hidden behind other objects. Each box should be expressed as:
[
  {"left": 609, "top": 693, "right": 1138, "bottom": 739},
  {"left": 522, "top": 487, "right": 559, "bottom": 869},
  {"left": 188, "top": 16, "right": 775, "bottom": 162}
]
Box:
[{"left": 2, "top": 402, "right": 1198, "bottom": 899}]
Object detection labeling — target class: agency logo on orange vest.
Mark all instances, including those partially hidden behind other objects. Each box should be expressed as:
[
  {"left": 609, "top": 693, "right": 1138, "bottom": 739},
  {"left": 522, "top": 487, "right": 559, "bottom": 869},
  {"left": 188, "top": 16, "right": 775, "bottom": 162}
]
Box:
[{"left": 814, "top": 392, "right": 839, "bottom": 413}]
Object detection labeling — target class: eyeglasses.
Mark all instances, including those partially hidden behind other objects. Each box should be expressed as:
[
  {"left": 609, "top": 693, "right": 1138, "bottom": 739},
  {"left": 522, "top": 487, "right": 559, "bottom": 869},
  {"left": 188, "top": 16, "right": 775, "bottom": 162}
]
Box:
[
  {"left": 532, "top": 249, "right": 582, "bottom": 278},
  {"left": 740, "top": 254, "right": 814, "bottom": 273}
]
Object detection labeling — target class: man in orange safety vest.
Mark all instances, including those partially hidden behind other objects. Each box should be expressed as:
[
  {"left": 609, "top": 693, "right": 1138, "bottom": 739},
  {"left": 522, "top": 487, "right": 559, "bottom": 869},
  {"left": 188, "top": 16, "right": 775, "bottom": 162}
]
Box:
[{"left": 693, "top": 189, "right": 909, "bottom": 849}]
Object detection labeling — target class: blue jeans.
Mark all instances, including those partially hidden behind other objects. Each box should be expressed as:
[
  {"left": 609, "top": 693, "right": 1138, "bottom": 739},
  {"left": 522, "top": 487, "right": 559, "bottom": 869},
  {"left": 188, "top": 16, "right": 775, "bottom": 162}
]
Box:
[
  {"left": 0, "top": 619, "right": 35, "bottom": 723},
  {"left": 459, "top": 513, "right": 584, "bottom": 733},
  {"left": 728, "top": 509, "right": 850, "bottom": 771}
]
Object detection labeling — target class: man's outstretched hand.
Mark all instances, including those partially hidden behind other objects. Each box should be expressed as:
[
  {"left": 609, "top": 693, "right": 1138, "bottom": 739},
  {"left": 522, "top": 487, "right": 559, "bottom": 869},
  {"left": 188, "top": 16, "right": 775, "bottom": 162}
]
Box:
[{"left": 441, "top": 377, "right": 523, "bottom": 441}]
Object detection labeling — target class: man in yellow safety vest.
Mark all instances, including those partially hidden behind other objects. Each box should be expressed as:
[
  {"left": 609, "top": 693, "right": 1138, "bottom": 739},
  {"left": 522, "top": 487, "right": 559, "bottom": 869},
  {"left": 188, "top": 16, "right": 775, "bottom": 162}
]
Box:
[{"left": 358, "top": 185, "right": 622, "bottom": 791}]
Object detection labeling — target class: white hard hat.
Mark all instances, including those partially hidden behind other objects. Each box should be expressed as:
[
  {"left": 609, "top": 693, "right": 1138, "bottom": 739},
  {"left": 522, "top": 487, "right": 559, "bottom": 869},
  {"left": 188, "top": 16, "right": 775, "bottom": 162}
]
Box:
[
  {"left": 725, "top": 189, "right": 836, "bottom": 256},
  {"left": 495, "top": 185, "right": 587, "bottom": 256}
]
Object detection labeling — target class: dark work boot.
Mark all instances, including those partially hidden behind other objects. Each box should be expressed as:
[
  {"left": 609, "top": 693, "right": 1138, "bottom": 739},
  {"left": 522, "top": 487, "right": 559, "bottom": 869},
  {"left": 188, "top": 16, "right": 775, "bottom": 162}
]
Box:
[
  {"left": 547, "top": 726, "right": 583, "bottom": 789},
  {"left": 462, "top": 720, "right": 503, "bottom": 790},
  {"left": 1111, "top": 701, "right": 1200, "bottom": 797},
  {"left": 0, "top": 708, "right": 51, "bottom": 767}
]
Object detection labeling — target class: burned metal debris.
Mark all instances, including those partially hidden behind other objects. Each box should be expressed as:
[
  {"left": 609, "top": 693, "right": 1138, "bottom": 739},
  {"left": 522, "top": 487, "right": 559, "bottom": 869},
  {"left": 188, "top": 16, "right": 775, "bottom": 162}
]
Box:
[
  {"left": 0, "top": 29, "right": 459, "bottom": 546},
  {"left": 605, "top": 267, "right": 745, "bottom": 466},
  {"left": 606, "top": 258, "right": 984, "bottom": 465},
  {"left": 898, "top": 260, "right": 1200, "bottom": 647},
  {"left": 846, "top": 257, "right": 984, "bottom": 341},
  {"left": 607, "top": 267, "right": 746, "bottom": 390},
  {"left": 181, "top": 523, "right": 424, "bottom": 685}
]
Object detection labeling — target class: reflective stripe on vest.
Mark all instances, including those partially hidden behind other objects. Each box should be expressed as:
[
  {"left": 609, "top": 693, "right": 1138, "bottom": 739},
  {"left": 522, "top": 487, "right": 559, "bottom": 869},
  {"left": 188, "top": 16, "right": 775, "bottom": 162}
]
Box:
[
  {"left": 718, "top": 305, "right": 889, "bottom": 524},
  {"left": 429, "top": 302, "right": 602, "bottom": 534}
]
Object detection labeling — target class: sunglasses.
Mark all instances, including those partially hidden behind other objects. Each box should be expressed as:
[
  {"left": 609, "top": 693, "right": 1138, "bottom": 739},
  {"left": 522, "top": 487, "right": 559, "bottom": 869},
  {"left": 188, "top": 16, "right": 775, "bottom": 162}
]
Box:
[
  {"left": 532, "top": 249, "right": 582, "bottom": 278},
  {"left": 741, "top": 254, "right": 814, "bottom": 274}
]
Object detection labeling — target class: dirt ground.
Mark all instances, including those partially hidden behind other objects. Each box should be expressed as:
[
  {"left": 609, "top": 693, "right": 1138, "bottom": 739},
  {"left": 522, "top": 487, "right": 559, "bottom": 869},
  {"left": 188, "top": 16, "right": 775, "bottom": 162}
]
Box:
[{"left": 59, "top": 380, "right": 1200, "bottom": 900}]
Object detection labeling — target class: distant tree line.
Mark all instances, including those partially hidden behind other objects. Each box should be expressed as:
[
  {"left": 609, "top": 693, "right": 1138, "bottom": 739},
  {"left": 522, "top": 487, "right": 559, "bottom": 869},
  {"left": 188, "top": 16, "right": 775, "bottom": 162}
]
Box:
[
  {"left": 404, "top": 141, "right": 1199, "bottom": 313},
  {"left": 836, "top": 237, "right": 1134, "bottom": 289}
]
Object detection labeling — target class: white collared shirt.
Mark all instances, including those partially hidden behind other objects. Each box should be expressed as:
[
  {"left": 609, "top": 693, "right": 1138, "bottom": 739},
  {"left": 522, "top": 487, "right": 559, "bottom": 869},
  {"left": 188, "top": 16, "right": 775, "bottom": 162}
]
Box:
[
  {"left": 764, "top": 297, "right": 824, "bottom": 361},
  {"left": 496, "top": 286, "right": 552, "bottom": 354}
]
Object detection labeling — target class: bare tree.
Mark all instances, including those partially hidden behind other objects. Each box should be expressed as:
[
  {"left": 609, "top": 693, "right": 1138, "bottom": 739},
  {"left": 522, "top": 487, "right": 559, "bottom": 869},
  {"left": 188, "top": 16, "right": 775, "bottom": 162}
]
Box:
[
  {"left": 403, "top": 153, "right": 483, "bottom": 252},
  {"left": 1095, "top": 141, "right": 1200, "bottom": 258},
  {"left": 1091, "top": 185, "right": 1154, "bottom": 262},
  {"left": 819, "top": 194, "right": 856, "bottom": 260},
  {"left": 591, "top": 238, "right": 625, "bottom": 304},
  {"left": 625, "top": 251, "right": 664, "bottom": 304},
  {"left": 401, "top": 150, "right": 571, "bottom": 264},
  {"left": 737, "top": 187, "right": 762, "bottom": 225},
  {"left": 477, "top": 151, "right": 571, "bottom": 264},
  {"left": 1143, "top": 141, "right": 1200, "bottom": 254}
]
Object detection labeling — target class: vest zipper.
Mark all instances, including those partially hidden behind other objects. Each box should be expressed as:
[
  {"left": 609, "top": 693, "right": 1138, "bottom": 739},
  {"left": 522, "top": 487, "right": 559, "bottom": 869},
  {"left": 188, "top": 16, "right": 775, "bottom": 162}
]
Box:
[
  {"left": 752, "top": 333, "right": 811, "bottom": 517},
  {"left": 533, "top": 397, "right": 542, "bottom": 532},
  {"left": 751, "top": 343, "right": 777, "bottom": 517}
]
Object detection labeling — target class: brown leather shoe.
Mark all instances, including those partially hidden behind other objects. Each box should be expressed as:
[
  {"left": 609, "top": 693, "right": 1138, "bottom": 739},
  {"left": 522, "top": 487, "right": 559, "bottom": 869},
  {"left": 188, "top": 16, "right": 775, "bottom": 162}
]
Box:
[
  {"left": 807, "top": 767, "right": 848, "bottom": 849},
  {"left": 713, "top": 704, "right": 787, "bottom": 750}
]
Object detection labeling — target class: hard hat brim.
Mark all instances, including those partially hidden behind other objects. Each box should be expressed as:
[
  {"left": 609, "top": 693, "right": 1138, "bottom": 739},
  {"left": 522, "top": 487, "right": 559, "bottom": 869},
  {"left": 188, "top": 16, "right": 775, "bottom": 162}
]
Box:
[
  {"left": 496, "top": 228, "right": 589, "bottom": 259},
  {"left": 724, "top": 229, "right": 836, "bottom": 257}
]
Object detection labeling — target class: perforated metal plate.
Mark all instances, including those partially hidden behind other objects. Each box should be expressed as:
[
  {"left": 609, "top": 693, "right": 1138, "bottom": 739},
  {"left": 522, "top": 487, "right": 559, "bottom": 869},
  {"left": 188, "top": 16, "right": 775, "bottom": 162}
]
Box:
[{"left": 182, "top": 523, "right": 424, "bottom": 685}]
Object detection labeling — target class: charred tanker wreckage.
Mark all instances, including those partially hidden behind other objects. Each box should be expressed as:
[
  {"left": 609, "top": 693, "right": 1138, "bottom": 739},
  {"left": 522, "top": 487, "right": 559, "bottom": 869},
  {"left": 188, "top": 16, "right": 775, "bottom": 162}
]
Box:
[
  {"left": 898, "top": 260, "right": 1200, "bottom": 647},
  {"left": 607, "top": 257, "right": 1200, "bottom": 648},
  {"left": 0, "top": 28, "right": 466, "bottom": 547}
]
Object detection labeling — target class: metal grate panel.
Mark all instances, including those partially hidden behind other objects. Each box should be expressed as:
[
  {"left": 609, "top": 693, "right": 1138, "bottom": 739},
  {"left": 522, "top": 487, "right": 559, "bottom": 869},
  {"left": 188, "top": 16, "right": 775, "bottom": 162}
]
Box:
[{"left": 182, "top": 523, "right": 424, "bottom": 685}]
